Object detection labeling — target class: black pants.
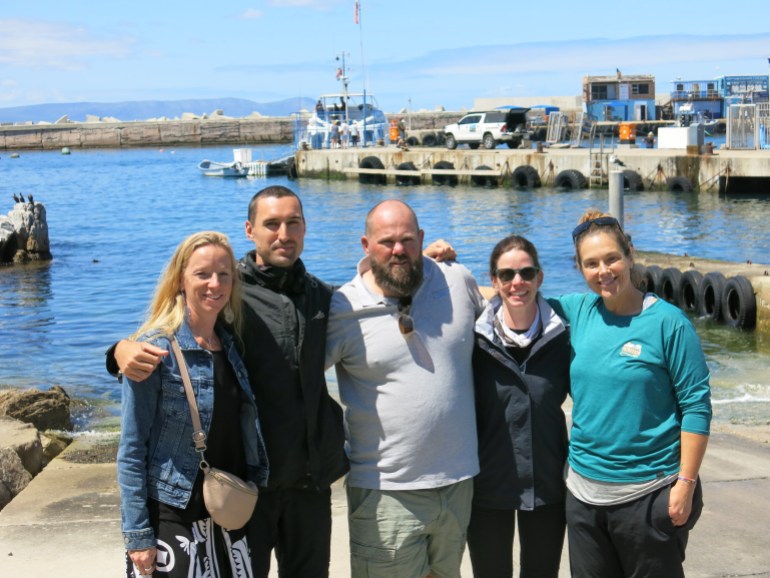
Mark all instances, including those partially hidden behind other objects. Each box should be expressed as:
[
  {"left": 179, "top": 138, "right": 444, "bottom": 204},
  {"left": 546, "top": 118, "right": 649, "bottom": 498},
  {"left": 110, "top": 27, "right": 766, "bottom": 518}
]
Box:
[
  {"left": 466, "top": 502, "right": 566, "bottom": 578},
  {"left": 566, "top": 480, "right": 703, "bottom": 578},
  {"left": 247, "top": 486, "right": 332, "bottom": 578}
]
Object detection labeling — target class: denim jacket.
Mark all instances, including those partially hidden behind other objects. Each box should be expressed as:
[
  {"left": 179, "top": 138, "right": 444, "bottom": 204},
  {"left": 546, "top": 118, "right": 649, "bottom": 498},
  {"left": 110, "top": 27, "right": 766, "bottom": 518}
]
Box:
[{"left": 117, "top": 319, "right": 269, "bottom": 551}]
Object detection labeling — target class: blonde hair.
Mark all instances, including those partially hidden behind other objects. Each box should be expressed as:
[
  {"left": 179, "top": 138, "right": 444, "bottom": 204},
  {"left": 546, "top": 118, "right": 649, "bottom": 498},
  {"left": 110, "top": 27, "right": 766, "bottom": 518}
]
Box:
[{"left": 131, "top": 231, "right": 242, "bottom": 340}]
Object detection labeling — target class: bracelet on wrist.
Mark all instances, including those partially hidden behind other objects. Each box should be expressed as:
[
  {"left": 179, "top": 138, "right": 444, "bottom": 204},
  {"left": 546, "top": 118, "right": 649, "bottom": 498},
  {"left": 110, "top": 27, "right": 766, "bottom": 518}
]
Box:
[{"left": 677, "top": 475, "right": 696, "bottom": 485}]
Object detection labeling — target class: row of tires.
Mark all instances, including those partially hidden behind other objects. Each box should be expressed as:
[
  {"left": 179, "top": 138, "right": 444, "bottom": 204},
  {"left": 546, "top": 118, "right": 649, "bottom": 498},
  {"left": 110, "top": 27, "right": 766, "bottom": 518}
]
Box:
[
  {"left": 636, "top": 265, "right": 756, "bottom": 330},
  {"left": 357, "top": 157, "right": 695, "bottom": 191}
]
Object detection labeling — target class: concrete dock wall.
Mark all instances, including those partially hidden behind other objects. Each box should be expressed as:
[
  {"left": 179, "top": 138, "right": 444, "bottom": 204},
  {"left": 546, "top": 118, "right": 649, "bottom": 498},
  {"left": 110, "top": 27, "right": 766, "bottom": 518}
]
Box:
[
  {"left": 635, "top": 252, "right": 770, "bottom": 335},
  {"left": 296, "top": 146, "right": 770, "bottom": 193},
  {"left": 0, "top": 112, "right": 459, "bottom": 151},
  {"left": 0, "top": 118, "right": 296, "bottom": 150}
]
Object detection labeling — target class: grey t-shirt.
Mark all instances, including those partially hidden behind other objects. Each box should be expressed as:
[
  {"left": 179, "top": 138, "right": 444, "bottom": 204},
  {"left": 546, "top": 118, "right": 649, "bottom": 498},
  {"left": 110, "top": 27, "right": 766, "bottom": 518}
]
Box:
[{"left": 326, "top": 257, "right": 485, "bottom": 490}]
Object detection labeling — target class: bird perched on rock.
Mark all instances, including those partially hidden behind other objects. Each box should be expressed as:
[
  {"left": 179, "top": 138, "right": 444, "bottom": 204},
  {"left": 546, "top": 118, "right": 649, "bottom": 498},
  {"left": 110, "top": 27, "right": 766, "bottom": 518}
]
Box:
[
  {"left": 27, "top": 193, "right": 34, "bottom": 205},
  {"left": 13, "top": 193, "right": 20, "bottom": 203},
  {"left": 609, "top": 154, "right": 626, "bottom": 167},
  {"left": 18, "top": 193, "right": 25, "bottom": 203}
]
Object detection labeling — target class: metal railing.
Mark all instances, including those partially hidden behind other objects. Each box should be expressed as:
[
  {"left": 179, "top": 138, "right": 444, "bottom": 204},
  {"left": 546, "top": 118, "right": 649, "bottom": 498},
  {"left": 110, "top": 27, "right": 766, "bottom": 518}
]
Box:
[
  {"left": 760, "top": 103, "right": 770, "bottom": 150},
  {"left": 726, "top": 103, "right": 770, "bottom": 150}
]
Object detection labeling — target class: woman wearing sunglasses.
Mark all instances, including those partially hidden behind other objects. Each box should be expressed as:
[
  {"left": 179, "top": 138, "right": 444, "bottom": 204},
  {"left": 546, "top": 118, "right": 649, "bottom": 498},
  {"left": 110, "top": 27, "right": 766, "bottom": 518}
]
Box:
[
  {"left": 550, "top": 210, "right": 711, "bottom": 578},
  {"left": 469, "top": 235, "right": 571, "bottom": 578}
]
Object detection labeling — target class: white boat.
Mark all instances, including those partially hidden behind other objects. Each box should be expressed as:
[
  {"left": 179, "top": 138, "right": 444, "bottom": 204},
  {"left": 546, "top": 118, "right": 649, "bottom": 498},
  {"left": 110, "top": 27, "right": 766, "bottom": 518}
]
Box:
[
  {"left": 299, "top": 91, "right": 389, "bottom": 150},
  {"left": 198, "top": 159, "right": 249, "bottom": 178}
]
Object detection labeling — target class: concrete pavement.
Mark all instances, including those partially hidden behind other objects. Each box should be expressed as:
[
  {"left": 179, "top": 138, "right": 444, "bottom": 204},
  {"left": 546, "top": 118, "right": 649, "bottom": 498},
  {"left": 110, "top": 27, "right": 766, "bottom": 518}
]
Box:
[{"left": 1, "top": 429, "right": 769, "bottom": 577}]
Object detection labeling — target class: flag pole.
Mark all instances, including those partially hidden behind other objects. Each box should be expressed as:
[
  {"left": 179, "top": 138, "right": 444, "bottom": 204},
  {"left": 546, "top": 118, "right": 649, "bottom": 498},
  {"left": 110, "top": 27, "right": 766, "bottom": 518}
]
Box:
[{"left": 356, "top": 1, "right": 369, "bottom": 146}]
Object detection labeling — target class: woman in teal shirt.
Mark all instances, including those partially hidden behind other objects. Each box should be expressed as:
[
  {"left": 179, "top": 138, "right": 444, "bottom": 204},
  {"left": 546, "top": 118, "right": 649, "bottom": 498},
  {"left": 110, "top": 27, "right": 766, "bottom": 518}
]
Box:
[{"left": 549, "top": 210, "right": 711, "bottom": 578}]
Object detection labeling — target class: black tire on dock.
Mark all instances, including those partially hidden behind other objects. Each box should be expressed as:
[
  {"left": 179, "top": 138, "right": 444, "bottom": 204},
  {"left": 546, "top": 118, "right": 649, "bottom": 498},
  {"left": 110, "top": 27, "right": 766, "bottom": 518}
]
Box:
[
  {"left": 631, "top": 264, "right": 647, "bottom": 291},
  {"left": 396, "top": 162, "right": 421, "bottom": 186},
  {"left": 406, "top": 136, "right": 419, "bottom": 147},
  {"left": 642, "top": 265, "right": 664, "bottom": 294},
  {"left": 698, "top": 271, "right": 726, "bottom": 321},
  {"left": 721, "top": 276, "right": 757, "bottom": 330},
  {"left": 660, "top": 267, "right": 683, "bottom": 306},
  {"left": 667, "top": 176, "right": 694, "bottom": 192},
  {"left": 679, "top": 270, "right": 704, "bottom": 313},
  {"left": 432, "top": 161, "right": 458, "bottom": 187},
  {"left": 510, "top": 165, "right": 541, "bottom": 189},
  {"left": 421, "top": 132, "right": 438, "bottom": 147},
  {"left": 471, "top": 165, "right": 498, "bottom": 188},
  {"left": 622, "top": 169, "right": 644, "bottom": 191},
  {"left": 435, "top": 132, "right": 446, "bottom": 146},
  {"left": 359, "top": 156, "right": 387, "bottom": 185},
  {"left": 286, "top": 157, "right": 298, "bottom": 180},
  {"left": 554, "top": 169, "right": 587, "bottom": 191}
]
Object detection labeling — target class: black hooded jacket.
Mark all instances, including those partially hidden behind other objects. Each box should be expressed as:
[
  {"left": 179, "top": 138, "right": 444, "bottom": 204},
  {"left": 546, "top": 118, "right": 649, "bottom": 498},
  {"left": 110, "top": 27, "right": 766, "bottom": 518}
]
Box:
[
  {"left": 237, "top": 252, "right": 348, "bottom": 491},
  {"left": 472, "top": 295, "right": 570, "bottom": 511}
]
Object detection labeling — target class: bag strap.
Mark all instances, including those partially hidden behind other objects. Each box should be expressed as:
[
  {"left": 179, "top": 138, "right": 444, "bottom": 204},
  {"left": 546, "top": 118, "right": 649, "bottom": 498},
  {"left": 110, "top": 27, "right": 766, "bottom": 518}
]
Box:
[{"left": 170, "top": 337, "right": 208, "bottom": 455}]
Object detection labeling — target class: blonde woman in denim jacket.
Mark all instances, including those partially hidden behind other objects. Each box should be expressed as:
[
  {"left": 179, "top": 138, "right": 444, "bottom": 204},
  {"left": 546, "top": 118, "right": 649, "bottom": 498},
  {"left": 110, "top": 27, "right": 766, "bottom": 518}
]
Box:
[{"left": 118, "top": 231, "right": 269, "bottom": 578}]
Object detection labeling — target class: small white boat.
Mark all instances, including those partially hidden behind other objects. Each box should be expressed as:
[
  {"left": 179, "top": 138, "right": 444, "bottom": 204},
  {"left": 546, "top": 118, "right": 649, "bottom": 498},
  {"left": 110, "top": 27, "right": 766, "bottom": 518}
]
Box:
[{"left": 198, "top": 160, "right": 249, "bottom": 178}]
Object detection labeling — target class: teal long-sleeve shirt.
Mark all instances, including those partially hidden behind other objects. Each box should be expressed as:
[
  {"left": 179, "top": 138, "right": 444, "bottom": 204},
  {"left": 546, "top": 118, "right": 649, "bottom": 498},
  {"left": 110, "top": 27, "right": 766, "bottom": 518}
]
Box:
[{"left": 549, "top": 293, "right": 711, "bottom": 483}]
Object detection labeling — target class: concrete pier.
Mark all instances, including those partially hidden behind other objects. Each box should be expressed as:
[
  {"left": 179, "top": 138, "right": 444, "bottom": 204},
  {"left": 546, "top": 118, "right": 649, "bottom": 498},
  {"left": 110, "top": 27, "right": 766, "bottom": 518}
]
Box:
[{"left": 296, "top": 146, "right": 770, "bottom": 193}]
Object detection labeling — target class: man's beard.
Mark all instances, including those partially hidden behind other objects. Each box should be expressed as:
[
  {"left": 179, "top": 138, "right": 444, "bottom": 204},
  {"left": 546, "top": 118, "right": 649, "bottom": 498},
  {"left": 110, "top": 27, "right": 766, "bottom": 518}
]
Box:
[{"left": 370, "top": 255, "right": 423, "bottom": 297}]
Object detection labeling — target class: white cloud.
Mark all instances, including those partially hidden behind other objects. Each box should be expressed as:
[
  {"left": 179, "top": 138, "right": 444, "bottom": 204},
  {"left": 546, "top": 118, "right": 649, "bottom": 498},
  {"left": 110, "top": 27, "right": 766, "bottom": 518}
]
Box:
[
  {"left": 239, "top": 9, "right": 264, "bottom": 19},
  {"left": 0, "top": 19, "right": 134, "bottom": 69}
]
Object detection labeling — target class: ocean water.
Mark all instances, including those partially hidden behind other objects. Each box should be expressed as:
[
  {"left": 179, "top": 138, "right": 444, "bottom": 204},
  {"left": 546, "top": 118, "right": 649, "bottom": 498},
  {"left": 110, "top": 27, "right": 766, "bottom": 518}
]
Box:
[{"left": 1, "top": 144, "right": 768, "bottom": 429}]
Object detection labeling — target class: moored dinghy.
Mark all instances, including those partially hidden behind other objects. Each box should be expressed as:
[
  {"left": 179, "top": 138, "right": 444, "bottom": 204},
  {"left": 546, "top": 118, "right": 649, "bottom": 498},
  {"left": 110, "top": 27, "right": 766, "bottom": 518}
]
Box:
[{"left": 198, "top": 159, "right": 249, "bottom": 177}]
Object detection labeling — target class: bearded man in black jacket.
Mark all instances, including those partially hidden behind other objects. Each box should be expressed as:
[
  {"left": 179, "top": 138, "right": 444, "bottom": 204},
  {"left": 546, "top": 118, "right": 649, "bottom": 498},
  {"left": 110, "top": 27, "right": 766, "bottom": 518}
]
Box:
[{"left": 110, "top": 186, "right": 348, "bottom": 577}]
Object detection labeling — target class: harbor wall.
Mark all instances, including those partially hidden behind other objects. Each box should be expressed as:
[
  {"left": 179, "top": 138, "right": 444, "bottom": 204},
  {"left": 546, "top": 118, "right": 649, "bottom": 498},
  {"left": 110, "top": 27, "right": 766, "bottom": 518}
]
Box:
[
  {"left": 0, "top": 112, "right": 460, "bottom": 151},
  {"left": 0, "top": 118, "right": 295, "bottom": 150},
  {"left": 295, "top": 146, "right": 770, "bottom": 193}
]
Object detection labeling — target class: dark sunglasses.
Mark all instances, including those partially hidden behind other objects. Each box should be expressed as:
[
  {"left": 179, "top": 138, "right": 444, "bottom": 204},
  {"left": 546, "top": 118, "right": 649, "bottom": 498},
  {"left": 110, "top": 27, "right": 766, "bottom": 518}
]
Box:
[
  {"left": 397, "top": 296, "right": 414, "bottom": 335},
  {"left": 571, "top": 216, "right": 621, "bottom": 243},
  {"left": 494, "top": 266, "right": 540, "bottom": 283}
]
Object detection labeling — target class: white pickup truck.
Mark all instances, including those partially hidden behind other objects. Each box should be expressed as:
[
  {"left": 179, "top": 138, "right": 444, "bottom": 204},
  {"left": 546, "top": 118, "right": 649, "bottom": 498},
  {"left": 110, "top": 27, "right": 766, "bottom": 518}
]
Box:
[{"left": 443, "top": 107, "right": 529, "bottom": 149}]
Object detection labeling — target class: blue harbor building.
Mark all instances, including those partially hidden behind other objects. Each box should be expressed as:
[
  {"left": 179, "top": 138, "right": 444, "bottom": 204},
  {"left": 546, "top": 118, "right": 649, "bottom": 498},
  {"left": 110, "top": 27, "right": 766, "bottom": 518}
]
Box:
[
  {"left": 582, "top": 72, "right": 656, "bottom": 121},
  {"left": 670, "top": 75, "right": 769, "bottom": 120}
]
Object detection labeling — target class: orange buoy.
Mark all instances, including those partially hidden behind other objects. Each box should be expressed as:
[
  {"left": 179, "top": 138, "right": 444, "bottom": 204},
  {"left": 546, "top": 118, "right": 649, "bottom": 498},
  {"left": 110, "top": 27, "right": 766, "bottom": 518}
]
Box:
[
  {"left": 619, "top": 122, "right": 636, "bottom": 144},
  {"left": 389, "top": 120, "right": 399, "bottom": 143}
]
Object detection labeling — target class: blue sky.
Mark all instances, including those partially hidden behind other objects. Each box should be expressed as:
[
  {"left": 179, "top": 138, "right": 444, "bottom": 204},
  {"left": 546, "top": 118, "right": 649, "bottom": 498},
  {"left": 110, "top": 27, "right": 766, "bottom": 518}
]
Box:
[{"left": 1, "top": 0, "right": 769, "bottom": 113}]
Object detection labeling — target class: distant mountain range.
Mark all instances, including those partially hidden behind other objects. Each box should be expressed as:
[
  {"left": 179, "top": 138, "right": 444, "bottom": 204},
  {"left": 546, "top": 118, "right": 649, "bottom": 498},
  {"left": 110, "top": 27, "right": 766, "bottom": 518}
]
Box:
[{"left": 0, "top": 97, "right": 317, "bottom": 124}]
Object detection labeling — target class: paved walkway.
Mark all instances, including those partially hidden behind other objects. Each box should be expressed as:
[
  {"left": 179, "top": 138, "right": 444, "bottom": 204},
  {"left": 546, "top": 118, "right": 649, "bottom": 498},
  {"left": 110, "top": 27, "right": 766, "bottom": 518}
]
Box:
[{"left": 1, "top": 430, "right": 769, "bottom": 577}]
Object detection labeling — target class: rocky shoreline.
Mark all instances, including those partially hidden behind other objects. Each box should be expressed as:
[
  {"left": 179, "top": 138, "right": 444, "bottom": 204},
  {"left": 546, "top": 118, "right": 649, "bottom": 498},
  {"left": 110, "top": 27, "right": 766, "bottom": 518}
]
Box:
[{"left": 0, "top": 386, "right": 75, "bottom": 511}]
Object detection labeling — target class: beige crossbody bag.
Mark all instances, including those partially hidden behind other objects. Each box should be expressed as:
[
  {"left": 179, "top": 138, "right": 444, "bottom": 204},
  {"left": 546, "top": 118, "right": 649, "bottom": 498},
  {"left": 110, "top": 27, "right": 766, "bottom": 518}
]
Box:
[{"left": 170, "top": 337, "right": 258, "bottom": 531}]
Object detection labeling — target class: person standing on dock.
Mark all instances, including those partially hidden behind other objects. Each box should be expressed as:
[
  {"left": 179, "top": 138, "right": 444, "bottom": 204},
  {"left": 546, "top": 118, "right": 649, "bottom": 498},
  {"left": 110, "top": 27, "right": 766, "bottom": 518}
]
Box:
[
  {"left": 550, "top": 210, "right": 711, "bottom": 578},
  {"left": 469, "top": 234, "right": 570, "bottom": 578},
  {"left": 109, "top": 186, "right": 349, "bottom": 578},
  {"left": 325, "top": 200, "right": 485, "bottom": 578},
  {"left": 330, "top": 120, "right": 341, "bottom": 149},
  {"left": 340, "top": 119, "right": 350, "bottom": 148},
  {"left": 644, "top": 131, "right": 655, "bottom": 148},
  {"left": 349, "top": 122, "right": 360, "bottom": 147},
  {"left": 117, "top": 231, "right": 269, "bottom": 578}
]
